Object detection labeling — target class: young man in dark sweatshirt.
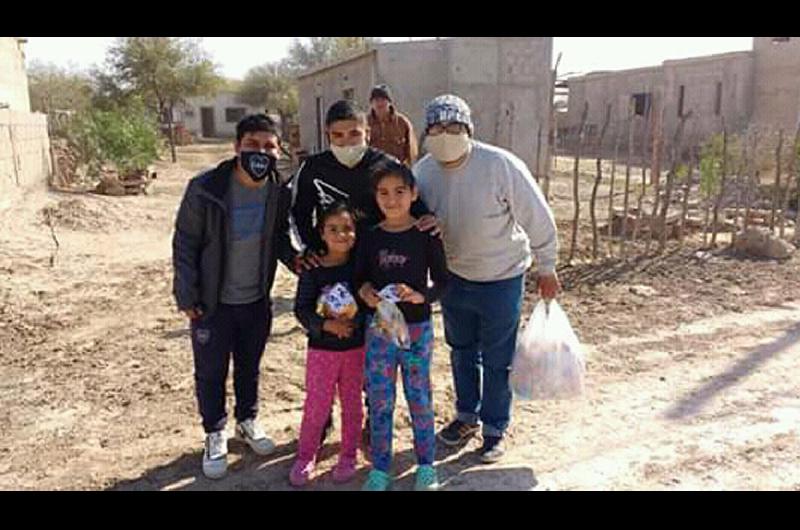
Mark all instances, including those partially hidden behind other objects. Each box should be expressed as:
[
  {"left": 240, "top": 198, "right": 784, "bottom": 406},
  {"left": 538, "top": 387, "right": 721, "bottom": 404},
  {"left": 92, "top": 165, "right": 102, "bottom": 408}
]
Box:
[
  {"left": 290, "top": 100, "right": 439, "bottom": 448},
  {"left": 172, "top": 114, "right": 303, "bottom": 480}
]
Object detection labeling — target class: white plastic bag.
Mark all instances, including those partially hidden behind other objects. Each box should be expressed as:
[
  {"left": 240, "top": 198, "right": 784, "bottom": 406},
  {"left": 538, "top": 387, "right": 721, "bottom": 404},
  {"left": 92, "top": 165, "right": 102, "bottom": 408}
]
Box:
[{"left": 511, "top": 300, "right": 585, "bottom": 400}]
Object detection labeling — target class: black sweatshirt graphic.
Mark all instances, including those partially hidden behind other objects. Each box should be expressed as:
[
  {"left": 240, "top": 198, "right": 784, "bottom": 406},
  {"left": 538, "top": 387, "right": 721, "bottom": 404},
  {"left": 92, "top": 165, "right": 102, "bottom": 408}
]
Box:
[
  {"left": 354, "top": 226, "right": 449, "bottom": 324},
  {"left": 294, "top": 260, "right": 366, "bottom": 351},
  {"left": 290, "top": 148, "right": 430, "bottom": 253}
]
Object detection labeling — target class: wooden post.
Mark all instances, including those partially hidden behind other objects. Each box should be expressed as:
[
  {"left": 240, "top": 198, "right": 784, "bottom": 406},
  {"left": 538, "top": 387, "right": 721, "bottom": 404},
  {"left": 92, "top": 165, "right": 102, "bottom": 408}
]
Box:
[
  {"left": 743, "top": 130, "right": 759, "bottom": 233},
  {"left": 781, "top": 124, "right": 800, "bottom": 238},
  {"left": 733, "top": 130, "right": 749, "bottom": 246},
  {"left": 679, "top": 144, "right": 695, "bottom": 246},
  {"left": 632, "top": 108, "right": 652, "bottom": 244},
  {"left": 621, "top": 112, "right": 635, "bottom": 260},
  {"left": 544, "top": 52, "right": 562, "bottom": 203},
  {"left": 568, "top": 101, "right": 589, "bottom": 264},
  {"left": 590, "top": 103, "right": 612, "bottom": 261},
  {"left": 607, "top": 125, "right": 621, "bottom": 256},
  {"left": 711, "top": 119, "right": 728, "bottom": 247},
  {"left": 658, "top": 111, "right": 692, "bottom": 253},
  {"left": 770, "top": 129, "right": 784, "bottom": 232},
  {"left": 534, "top": 123, "right": 542, "bottom": 184}
]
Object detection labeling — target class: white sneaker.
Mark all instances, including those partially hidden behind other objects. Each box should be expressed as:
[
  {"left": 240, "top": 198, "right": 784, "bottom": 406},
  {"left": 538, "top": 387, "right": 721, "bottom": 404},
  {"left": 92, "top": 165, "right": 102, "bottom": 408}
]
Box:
[
  {"left": 235, "top": 418, "right": 276, "bottom": 456},
  {"left": 202, "top": 430, "right": 228, "bottom": 479}
]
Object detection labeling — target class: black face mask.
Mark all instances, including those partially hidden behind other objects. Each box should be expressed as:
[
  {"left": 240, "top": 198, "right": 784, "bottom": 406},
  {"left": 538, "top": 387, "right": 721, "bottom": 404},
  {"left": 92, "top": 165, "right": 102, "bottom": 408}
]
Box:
[{"left": 239, "top": 151, "right": 277, "bottom": 182}]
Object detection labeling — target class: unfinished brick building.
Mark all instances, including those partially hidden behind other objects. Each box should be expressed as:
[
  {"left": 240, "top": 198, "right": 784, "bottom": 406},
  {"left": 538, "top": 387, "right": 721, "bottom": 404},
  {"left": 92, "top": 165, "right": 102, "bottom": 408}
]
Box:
[
  {"left": 562, "top": 37, "right": 800, "bottom": 153},
  {"left": 296, "top": 37, "right": 553, "bottom": 176}
]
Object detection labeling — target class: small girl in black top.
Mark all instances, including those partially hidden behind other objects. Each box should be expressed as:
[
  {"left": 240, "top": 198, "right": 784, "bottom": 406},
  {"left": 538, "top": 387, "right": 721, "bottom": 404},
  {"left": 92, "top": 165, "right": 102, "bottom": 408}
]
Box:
[
  {"left": 355, "top": 161, "right": 448, "bottom": 491},
  {"left": 290, "top": 203, "right": 365, "bottom": 487}
]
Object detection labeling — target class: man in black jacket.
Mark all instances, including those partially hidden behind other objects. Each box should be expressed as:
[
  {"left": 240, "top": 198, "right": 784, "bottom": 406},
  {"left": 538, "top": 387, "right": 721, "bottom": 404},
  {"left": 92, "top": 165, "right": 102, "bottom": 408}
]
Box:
[
  {"left": 290, "top": 100, "right": 439, "bottom": 453},
  {"left": 173, "top": 114, "right": 301, "bottom": 479}
]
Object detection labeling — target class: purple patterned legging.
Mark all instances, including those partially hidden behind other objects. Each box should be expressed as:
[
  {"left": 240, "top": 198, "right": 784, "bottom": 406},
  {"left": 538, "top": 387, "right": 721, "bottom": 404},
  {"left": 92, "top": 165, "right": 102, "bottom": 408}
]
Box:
[{"left": 365, "top": 320, "right": 435, "bottom": 473}]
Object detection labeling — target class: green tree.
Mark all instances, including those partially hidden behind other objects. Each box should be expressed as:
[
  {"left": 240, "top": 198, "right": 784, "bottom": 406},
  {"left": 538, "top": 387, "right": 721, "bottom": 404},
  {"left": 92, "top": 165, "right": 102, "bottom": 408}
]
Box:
[
  {"left": 66, "top": 100, "right": 160, "bottom": 177},
  {"left": 104, "top": 37, "right": 223, "bottom": 162},
  {"left": 237, "top": 61, "right": 298, "bottom": 134}
]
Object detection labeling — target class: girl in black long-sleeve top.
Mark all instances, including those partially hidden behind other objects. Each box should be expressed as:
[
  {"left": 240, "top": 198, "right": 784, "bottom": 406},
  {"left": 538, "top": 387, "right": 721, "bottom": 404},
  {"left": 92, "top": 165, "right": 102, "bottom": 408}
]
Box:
[
  {"left": 354, "top": 161, "right": 448, "bottom": 491},
  {"left": 290, "top": 203, "right": 365, "bottom": 487}
]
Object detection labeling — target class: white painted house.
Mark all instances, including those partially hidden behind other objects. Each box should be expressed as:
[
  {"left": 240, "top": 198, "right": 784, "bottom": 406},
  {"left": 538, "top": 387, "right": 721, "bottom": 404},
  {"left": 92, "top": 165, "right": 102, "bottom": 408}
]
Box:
[{"left": 182, "top": 90, "right": 263, "bottom": 139}]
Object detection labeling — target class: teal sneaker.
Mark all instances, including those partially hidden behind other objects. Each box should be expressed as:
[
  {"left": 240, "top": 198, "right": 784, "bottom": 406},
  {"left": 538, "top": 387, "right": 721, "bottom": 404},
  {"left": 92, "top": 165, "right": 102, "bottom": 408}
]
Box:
[
  {"left": 414, "top": 465, "right": 440, "bottom": 491},
  {"left": 362, "top": 469, "right": 392, "bottom": 491}
]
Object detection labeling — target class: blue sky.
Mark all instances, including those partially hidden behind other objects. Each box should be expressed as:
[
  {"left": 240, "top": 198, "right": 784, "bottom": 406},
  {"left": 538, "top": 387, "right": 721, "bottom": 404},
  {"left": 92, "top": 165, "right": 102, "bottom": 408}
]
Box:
[{"left": 23, "top": 37, "right": 754, "bottom": 79}]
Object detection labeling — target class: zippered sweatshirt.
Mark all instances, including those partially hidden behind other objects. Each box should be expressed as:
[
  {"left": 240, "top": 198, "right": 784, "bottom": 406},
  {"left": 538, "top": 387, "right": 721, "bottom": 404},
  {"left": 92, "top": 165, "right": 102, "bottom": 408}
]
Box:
[
  {"left": 172, "top": 158, "right": 297, "bottom": 316},
  {"left": 414, "top": 141, "right": 558, "bottom": 282}
]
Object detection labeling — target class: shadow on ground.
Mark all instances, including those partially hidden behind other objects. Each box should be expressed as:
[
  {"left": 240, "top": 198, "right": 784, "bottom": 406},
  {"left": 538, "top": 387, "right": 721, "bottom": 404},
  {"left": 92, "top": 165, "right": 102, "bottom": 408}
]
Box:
[
  {"left": 663, "top": 321, "right": 800, "bottom": 420},
  {"left": 107, "top": 437, "right": 537, "bottom": 491}
]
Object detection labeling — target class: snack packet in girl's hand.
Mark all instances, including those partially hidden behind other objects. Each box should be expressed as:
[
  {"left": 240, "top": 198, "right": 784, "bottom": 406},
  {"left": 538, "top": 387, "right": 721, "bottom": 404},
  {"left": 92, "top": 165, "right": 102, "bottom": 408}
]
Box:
[
  {"left": 377, "top": 284, "right": 403, "bottom": 304},
  {"left": 371, "top": 284, "right": 410, "bottom": 349},
  {"left": 316, "top": 282, "right": 358, "bottom": 320}
]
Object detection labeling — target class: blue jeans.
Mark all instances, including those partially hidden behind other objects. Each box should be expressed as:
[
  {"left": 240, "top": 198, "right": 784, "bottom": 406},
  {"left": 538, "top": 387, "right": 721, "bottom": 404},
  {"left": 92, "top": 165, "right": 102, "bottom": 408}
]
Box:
[{"left": 441, "top": 273, "right": 524, "bottom": 438}]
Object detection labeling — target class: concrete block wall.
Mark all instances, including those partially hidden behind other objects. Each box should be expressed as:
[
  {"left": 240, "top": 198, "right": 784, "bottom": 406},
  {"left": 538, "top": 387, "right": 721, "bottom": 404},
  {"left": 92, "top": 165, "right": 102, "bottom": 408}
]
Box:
[
  {"left": 752, "top": 37, "right": 800, "bottom": 132},
  {"left": 298, "top": 52, "right": 377, "bottom": 153},
  {"left": 0, "top": 110, "right": 52, "bottom": 198},
  {"left": 662, "top": 52, "right": 754, "bottom": 142},
  {"left": 0, "top": 37, "right": 31, "bottom": 112},
  {"left": 448, "top": 37, "right": 553, "bottom": 175},
  {"left": 375, "top": 40, "right": 448, "bottom": 138}
]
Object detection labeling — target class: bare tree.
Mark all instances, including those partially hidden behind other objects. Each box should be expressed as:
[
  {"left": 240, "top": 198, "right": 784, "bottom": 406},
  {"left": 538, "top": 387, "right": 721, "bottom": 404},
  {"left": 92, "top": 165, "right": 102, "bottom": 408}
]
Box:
[
  {"left": 770, "top": 129, "right": 784, "bottom": 231},
  {"left": 590, "top": 103, "right": 612, "bottom": 260},
  {"left": 568, "top": 101, "right": 589, "bottom": 264}
]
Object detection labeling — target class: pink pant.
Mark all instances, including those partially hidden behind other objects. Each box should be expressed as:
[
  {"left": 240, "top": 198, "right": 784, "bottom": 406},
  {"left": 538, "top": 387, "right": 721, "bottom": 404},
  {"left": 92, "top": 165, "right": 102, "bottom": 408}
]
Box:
[{"left": 296, "top": 346, "right": 366, "bottom": 465}]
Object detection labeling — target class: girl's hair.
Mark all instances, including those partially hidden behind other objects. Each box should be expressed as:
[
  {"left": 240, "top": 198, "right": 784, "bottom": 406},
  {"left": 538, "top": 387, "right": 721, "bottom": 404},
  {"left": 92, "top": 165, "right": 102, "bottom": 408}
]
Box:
[
  {"left": 317, "top": 201, "right": 354, "bottom": 233},
  {"left": 370, "top": 160, "right": 417, "bottom": 192}
]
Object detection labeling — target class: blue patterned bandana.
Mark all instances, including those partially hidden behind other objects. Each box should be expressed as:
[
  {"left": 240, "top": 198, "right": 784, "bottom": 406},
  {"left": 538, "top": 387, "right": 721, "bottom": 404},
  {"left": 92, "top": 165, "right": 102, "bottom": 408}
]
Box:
[{"left": 425, "top": 94, "right": 473, "bottom": 134}]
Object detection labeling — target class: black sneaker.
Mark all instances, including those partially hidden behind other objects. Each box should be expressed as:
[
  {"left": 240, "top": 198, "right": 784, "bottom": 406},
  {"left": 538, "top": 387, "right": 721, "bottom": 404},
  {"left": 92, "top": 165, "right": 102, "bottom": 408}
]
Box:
[
  {"left": 437, "top": 419, "right": 480, "bottom": 447},
  {"left": 478, "top": 436, "right": 505, "bottom": 463},
  {"left": 320, "top": 413, "right": 334, "bottom": 446}
]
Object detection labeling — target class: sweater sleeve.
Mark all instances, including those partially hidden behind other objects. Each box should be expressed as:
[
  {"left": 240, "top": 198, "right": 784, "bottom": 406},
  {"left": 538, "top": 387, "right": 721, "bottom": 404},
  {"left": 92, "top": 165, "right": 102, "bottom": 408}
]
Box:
[
  {"left": 294, "top": 270, "right": 325, "bottom": 339},
  {"left": 172, "top": 179, "right": 204, "bottom": 311},
  {"left": 504, "top": 154, "right": 559, "bottom": 274},
  {"left": 424, "top": 233, "right": 449, "bottom": 303}
]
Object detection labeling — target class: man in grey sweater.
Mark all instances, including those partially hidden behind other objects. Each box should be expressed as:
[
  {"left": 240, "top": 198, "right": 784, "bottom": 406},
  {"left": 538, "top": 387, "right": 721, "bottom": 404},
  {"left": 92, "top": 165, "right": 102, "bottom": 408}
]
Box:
[{"left": 413, "top": 94, "right": 560, "bottom": 463}]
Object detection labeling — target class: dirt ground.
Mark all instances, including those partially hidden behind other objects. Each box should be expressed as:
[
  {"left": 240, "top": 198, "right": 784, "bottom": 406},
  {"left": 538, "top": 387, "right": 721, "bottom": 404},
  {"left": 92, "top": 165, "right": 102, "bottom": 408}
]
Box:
[{"left": 1, "top": 143, "right": 798, "bottom": 491}]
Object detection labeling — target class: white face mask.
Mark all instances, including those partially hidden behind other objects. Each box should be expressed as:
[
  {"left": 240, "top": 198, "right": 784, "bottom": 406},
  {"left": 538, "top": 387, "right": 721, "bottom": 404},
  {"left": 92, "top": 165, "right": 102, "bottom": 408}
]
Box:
[
  {"left": 330, "top": 143, "right": 368, "bottom": 168},
  {"left": 424, "top": 133, "right": 471, "bottom": 164}
]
